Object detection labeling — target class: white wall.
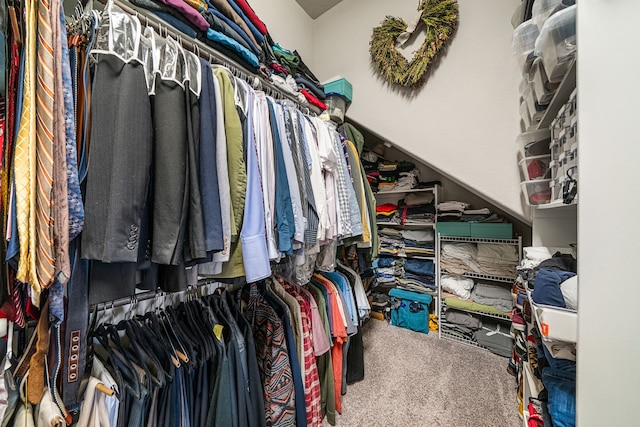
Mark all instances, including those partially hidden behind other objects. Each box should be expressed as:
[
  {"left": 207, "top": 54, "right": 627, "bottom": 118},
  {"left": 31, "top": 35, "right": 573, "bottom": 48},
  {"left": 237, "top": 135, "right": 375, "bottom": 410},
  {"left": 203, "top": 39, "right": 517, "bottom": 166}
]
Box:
[
  {"left": 249, "top": 0, "right": 315, "bottom": 69},
  {"left": 577, "top": 1, "right": 640, "bottom": 425},
  {"left": 311, "top": 0, "right": 526, "bottom": 222}
]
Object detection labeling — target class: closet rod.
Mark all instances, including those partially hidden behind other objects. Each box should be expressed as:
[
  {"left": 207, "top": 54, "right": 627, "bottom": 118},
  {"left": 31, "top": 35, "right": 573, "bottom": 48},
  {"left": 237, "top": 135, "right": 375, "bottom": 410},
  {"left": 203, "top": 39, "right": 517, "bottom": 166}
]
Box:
[
  {"left": 89, "top": 279, "right": 222, "bottom": 312},
  {"left": 95, "top": 0, "right": 320, "bottom": 115}
]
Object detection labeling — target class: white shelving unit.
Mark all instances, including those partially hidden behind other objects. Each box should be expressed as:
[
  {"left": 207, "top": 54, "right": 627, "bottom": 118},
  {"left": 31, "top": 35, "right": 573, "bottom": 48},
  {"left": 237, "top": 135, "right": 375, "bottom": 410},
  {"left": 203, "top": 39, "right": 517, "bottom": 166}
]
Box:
[
  {"left": 437, "top": 234, "right": 522, "bottom": 353},
  {"left": 374, "top": 185, "right": 442, "bottom": 314}
]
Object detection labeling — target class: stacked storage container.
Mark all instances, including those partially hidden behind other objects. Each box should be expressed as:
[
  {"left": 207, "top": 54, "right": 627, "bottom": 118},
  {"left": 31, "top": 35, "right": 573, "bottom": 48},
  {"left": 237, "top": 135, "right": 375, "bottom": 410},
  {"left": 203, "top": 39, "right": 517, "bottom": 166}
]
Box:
[{"left": 513, "top": 2, "right": 576, "bottom": 206}]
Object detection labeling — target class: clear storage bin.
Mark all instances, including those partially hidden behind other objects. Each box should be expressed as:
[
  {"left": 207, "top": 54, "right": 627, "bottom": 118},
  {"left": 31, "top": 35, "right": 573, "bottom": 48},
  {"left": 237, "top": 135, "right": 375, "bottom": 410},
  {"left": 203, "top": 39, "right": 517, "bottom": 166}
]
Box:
[
  {"left": 531, "top": 57, "right": 558, "bottom": 105},
  {"left": 521, "top": 179, "right": 552, "bottom": 206},
  {"left": 532, "top": 0, "right": 573, "bottom": 31},
  {"left": 520, "top": 155, "right": 551, "bottom": 180},
  {"left": 520, "top": 98, "right": 532, "bottom": 131},
  {"left": 534, "top": 5, "right": 576, "bottom": 83},
  {"left": 524, "top": 83, "right": 546, "bottom": 125},
  {"left": 517, "top": 129, "right": 551, "bottom": 158},
  {"left": 325, "top": 94, "right": 348, "bottom": 124},
  {"left": 513, "top": 19, "right": 539, "bottom": 73}
]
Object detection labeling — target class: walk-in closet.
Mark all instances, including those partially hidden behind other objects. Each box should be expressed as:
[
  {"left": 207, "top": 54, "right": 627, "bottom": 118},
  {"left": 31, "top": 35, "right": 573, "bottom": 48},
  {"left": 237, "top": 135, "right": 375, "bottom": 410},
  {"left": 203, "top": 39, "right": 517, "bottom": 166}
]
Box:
[{"left": 0, "top": 0, "right": 637, "bottom": 426}]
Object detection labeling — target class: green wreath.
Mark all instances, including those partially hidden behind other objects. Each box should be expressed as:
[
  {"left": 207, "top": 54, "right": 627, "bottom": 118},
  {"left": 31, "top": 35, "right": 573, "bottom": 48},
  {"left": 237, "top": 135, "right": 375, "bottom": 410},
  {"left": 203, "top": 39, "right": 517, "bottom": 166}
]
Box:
[{"left": 370, "top": 0, "right": 458, "bottom": 89}]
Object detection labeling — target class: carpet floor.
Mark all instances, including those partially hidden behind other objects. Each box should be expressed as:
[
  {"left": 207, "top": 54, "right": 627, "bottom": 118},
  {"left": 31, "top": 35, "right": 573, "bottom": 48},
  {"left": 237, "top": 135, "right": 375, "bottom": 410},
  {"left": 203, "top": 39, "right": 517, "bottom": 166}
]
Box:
[{"left": 327, "top": 319, "right": 521, "bottom": 427}]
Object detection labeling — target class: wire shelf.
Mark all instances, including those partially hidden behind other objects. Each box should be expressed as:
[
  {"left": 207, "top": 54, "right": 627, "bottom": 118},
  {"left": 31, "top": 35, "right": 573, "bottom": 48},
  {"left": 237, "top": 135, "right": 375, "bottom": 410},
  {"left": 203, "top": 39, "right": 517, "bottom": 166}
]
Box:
[
  {"left": 461, "top": 271, "right": 516, "bottom": 284},
  {"left": 441, "top": 301, "right": 513, "bottom": 321},
  {"left": 440, "top": 330, "right": 510, "bottom": 358}
]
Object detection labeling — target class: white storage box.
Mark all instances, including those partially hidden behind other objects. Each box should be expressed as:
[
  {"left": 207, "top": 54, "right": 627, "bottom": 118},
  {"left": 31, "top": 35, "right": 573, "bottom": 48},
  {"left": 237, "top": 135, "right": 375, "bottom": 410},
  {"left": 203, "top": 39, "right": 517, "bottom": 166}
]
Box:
[
  {"left": 520, "top": 155, "right": 551, "bottom": 180},
  {"left": 535, "top": 5, "right": 576, "bottom": 83},
  {"left": 532, "top": 300, "right": 577, "bottom": 343},
  {"left": 513, "top": 19, "right": 539, "bottom": 73},
  {"left": 521, "top": 179, "right": 552, "bottom": 206}
]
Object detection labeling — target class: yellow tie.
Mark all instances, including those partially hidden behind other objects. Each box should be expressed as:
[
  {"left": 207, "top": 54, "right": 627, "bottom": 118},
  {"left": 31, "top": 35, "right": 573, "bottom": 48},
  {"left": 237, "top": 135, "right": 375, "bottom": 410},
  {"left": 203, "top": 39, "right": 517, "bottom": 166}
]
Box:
[
  {"left": 14, "top": 0, "right": 37, "bottom": 298},
  {"left": 34, "top": 0, "right": 57, "bottom": 290}
]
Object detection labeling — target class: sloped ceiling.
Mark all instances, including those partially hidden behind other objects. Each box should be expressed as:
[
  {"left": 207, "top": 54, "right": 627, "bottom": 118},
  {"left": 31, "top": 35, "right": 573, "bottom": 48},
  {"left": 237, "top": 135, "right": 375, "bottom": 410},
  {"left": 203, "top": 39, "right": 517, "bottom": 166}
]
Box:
[{"left": 295, "top": 0, "right": 343, "bottom": 19}]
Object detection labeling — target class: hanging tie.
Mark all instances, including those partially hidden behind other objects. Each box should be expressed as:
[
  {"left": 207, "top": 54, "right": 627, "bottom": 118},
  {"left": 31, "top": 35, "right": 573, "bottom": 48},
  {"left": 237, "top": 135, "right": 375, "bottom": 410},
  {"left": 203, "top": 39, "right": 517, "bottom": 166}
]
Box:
[
  {"left": 34, "top": 0, "right": 57, "bottom": 291},
  {"left": 14, "top": 0, "right": 37, "bottom": 296}
]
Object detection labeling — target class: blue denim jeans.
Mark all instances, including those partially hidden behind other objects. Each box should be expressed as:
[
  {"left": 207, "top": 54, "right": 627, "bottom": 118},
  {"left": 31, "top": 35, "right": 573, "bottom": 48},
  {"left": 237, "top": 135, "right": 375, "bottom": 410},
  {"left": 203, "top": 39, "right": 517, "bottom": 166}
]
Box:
[
  {"left": 404, "top": 259, "right": 435, "bottom": 276},
  {"left": 541, "top": 344, "right": 576, "bottom": 427},
  {"left": 542, "top": 366, "right": 575, "bottom": 427}
]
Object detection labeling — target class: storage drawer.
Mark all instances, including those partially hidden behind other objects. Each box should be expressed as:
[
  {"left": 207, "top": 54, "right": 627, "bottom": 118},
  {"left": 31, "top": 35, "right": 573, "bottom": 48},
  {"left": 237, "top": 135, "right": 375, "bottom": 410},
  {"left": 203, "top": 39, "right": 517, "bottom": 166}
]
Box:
[
  {"left": 470, "top": 223, "right": 513, "bottom": 239},
  {"left": 531, "top": 300, "right": 577, "bottom": 343},
  {"left": 436, "top": 222, "right": 471, "bottom": 237}
]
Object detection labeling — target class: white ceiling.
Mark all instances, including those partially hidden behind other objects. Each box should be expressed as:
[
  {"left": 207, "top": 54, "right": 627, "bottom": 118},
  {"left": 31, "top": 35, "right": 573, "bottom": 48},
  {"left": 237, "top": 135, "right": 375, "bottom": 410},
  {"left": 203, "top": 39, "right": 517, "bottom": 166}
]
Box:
[{"left": 295, "top": 0, "right": 343, "bottom": 19}]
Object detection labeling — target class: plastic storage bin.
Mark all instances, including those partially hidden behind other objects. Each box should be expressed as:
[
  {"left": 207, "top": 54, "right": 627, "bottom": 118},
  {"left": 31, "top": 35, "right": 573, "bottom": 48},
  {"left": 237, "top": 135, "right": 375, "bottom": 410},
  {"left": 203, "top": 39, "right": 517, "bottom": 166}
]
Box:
[
  {"left": 532, "top": 0, "right": 572, "bottom": 31},
  {"left": 520, "top": 98, "right": 532, "bottom": 131},
  {"left": 323, "top": 77, "right": 353, "bottom": 102},
  {"left": 389, "top": 288, "right": 432, "bottom": 334},
  {"left": 512, "top": 19, "right": 539, "bottom": 72},
  {"left": 534, "top": 5, "right": 576, "bottom": 83},
  {"left": 521, "top": 179, "right": 552, "bottom": 206},
  {"left": 520, "top": 155, "right": 551, "bottom": 180},
  {"left": 531, "top": 57, "right": 558, "bottom": 105},
  {"left": 325, "top": 94, "right": 348, "bottom": 124},
  {"left": 517, "top": 129, "right": 551, "bottom": 158},
  {"left": 524, "top": 83, "right": 546, "bottom": 125},
  {"left": 531, "top": 299, "right": 577, "bottom": 343}
]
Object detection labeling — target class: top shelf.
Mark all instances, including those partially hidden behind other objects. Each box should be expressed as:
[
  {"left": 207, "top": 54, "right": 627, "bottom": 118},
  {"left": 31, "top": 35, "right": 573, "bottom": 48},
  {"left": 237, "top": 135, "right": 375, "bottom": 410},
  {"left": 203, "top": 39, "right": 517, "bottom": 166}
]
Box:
[
  {"left": 536, "top": 60, "right": 576, "bottom": 130},
  {"left": 374, "top": 186, "right": 438, "bottom": 196}
]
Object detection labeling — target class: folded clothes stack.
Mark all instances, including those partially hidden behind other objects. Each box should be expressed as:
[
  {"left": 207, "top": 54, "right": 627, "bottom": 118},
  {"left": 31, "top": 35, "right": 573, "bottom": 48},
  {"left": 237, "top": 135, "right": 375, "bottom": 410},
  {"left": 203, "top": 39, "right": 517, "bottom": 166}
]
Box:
[
  {"left": 438, "top": 202, "right": 508, "bottom": 224},
  {"left": 402, "top": 228, "right": 435, "bottom": 258},
  {"left": 376, "top": 203, "right": 399, "bottom": 225},
  {"left": 472, "top": 282, "right": 513, "bottom": 313},
  {"left": 476, "top": 243, "right": 519, "bottom": 278},
  {"left": 440, "top": 242, "right": 518, "bottom": 278},
  {"left": 437, "top": 200, "right": 470, "bottom": 222},
  {"left": 377, "top": 227, "right": 403, "bottom": 256}
]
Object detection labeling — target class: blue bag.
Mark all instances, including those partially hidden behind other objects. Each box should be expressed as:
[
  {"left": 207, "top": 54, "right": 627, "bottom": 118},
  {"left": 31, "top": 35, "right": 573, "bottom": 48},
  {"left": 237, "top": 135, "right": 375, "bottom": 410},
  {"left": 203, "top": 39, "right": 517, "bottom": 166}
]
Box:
[{"left": 389, "top": 288, "right": 432, "bottom": 334}]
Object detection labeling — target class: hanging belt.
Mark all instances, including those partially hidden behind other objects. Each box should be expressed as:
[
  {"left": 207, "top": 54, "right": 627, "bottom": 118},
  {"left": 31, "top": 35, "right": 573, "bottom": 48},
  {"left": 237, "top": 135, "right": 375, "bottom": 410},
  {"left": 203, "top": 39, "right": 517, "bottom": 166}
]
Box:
[{"left": 61, "top": 242, "right": 89, "bottom": 414}]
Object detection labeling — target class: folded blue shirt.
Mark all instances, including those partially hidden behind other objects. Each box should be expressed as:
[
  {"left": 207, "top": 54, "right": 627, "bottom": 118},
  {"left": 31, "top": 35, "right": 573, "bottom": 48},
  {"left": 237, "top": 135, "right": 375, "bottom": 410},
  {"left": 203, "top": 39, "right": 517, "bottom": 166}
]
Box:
[
  {"left": 206, "top": 29, "right": 259, "bottom": 68},
  {"left": 532, "top": 268, "right": 576, "bottom": 308}
]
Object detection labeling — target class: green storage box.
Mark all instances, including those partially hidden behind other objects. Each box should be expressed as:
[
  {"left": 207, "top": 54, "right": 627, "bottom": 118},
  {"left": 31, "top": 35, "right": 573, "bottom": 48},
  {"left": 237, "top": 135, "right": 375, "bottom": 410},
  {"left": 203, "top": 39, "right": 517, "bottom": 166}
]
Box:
[
  {"left": 470, "top": 223, "right": 513, "bottom": 239},
  {"left": 436, "top": 222, "right": 471, "bottom": 237},
  {"left": 323, "top": 77, "right": 353, "bottom": 103}
]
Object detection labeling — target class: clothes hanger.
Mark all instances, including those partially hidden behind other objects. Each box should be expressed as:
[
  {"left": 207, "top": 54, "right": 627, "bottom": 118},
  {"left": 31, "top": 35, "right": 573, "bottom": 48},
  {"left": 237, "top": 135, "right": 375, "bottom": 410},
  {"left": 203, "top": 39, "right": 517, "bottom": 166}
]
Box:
[{"left": 482, "top": 324, "right": 511, "bottom": 338}]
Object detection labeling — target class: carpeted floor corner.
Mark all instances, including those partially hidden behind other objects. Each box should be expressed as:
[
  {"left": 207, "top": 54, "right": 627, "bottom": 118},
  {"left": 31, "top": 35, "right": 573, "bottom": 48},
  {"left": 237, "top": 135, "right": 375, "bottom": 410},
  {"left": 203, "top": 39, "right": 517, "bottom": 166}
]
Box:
[{"left": 328, "top": 319, "right": 521, "bottom": 427}]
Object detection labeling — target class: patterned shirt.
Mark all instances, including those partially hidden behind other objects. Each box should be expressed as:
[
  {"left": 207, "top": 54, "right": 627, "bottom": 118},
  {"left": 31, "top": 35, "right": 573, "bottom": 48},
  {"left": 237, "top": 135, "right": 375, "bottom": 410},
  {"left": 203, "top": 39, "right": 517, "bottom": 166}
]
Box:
[
  {"left": 282, "top": 280, "right": 323, "bottom": 426},
  {"left": 245, "top": 282, "right": 296, "bottom": 426}
]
